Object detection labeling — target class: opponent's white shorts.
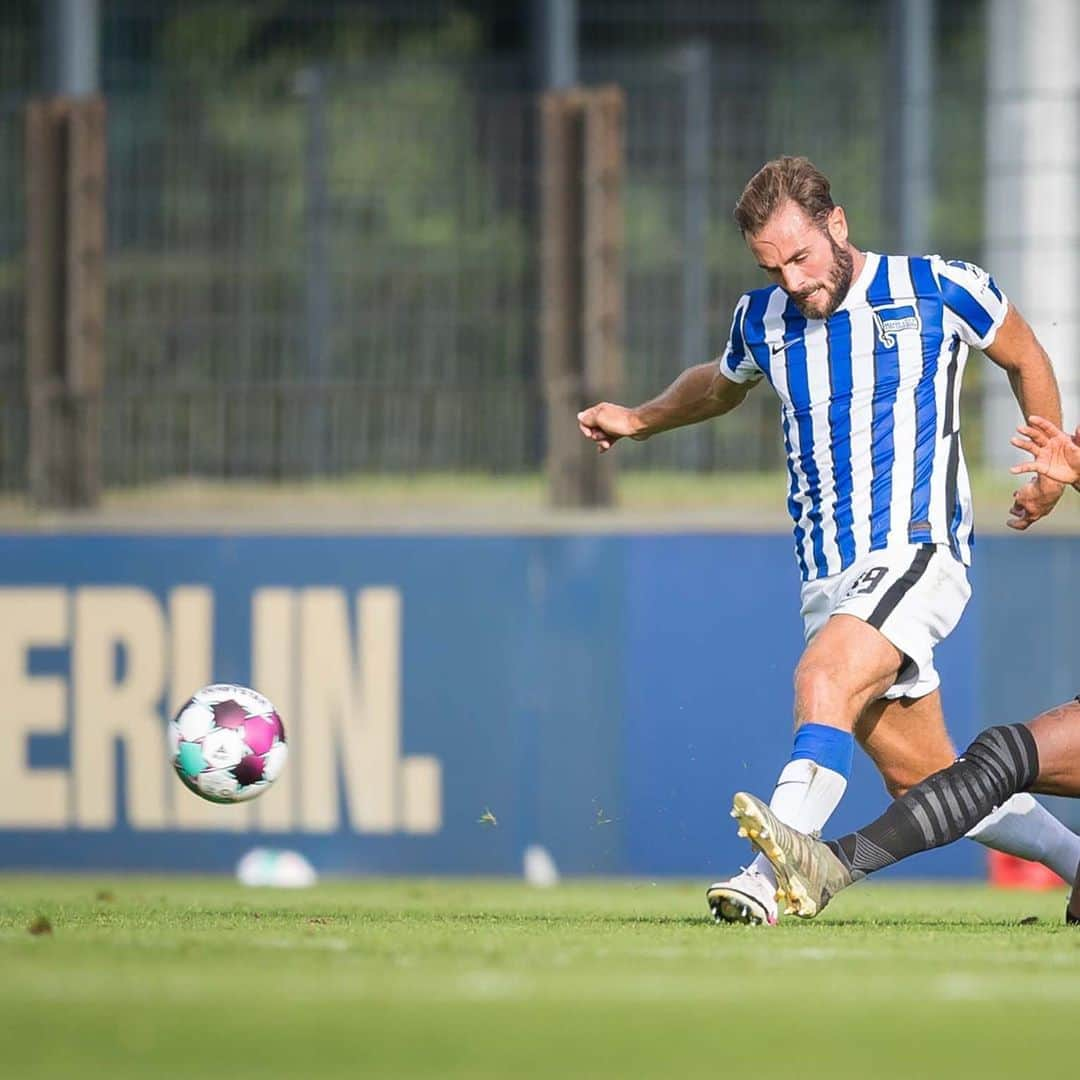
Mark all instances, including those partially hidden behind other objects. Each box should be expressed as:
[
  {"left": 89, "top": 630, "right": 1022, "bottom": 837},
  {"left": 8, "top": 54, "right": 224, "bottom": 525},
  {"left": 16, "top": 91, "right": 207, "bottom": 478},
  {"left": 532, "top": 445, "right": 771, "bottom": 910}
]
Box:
[{"left": 799, "top": 542, "right": 971, "bottom": 700}]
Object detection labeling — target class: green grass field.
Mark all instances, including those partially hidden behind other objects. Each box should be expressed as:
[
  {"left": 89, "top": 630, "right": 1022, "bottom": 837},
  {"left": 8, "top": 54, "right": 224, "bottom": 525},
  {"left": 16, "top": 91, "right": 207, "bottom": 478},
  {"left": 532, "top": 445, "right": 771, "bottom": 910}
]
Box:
[{"left": 2, "top": 877, "right": 1078, "bottom": 1079}]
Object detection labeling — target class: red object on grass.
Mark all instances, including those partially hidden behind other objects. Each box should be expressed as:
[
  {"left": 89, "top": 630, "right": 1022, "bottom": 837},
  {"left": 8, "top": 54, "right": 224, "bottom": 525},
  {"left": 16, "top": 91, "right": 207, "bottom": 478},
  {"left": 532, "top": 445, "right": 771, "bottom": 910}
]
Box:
[{"left": 988, "top": 850, "right": 1066, "bottom": 890}]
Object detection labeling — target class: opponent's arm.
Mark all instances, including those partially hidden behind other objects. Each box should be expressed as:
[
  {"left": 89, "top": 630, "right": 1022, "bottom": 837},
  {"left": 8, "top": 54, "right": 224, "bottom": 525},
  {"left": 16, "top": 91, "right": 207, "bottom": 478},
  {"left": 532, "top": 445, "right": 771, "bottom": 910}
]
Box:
[
  {"left": 578, "top": 363, "right": 755, "bottom": 453},
  {"left": 983, "top": 304, "right": 1066, "bottom": 529}
]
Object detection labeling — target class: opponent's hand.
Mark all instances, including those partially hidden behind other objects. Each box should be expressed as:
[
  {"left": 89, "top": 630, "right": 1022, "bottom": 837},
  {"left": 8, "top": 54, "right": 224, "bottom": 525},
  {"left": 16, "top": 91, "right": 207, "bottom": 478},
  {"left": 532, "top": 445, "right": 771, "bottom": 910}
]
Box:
[
  {"left": 1009, "top": 415, "right": 1080, "bottom": 487},
  {"left": 1006, "top": 414, "right": 1074, "bottom": 530},
  {"left": 577, "top": 402, "right": 646, "bottom": 453}
]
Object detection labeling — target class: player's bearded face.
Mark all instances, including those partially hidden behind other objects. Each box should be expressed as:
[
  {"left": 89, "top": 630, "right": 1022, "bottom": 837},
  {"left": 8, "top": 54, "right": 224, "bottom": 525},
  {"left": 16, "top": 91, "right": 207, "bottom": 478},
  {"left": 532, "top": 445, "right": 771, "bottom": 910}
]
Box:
[
  {"left": 789, "top": 232, "right": 854, "bottom": 320},
  {"left": 748, "top": 204, "right": 856, "bottom": 321}
]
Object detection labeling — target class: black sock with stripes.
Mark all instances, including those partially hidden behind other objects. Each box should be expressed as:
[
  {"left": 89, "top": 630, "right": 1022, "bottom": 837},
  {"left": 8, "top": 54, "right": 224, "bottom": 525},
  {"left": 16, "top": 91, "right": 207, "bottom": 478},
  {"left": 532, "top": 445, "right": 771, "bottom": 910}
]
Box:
[{"left": 826, "top": 724, "right": 1040, "bottom": 878}]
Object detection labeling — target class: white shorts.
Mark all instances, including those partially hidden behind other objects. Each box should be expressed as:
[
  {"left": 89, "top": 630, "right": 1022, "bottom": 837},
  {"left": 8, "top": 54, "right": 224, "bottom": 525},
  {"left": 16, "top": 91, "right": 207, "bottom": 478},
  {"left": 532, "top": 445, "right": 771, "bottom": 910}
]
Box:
[{"left": 799, "top": 542, "right": 972, "bottom": 701}]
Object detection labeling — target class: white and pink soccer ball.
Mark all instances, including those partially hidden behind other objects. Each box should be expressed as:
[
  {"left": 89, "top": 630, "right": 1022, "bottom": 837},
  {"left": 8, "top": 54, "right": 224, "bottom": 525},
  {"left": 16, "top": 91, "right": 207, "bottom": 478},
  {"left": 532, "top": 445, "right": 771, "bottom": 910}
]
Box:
[{"left": 169, "top": 684, "right": 287, "bottom": 804}]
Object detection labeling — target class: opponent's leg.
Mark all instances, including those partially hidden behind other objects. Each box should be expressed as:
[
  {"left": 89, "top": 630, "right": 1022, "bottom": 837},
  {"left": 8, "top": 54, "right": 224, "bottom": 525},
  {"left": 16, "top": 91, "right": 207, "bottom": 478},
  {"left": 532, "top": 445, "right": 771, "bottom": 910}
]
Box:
[
  {"left": 730, "top": 792, "right": 855, "bottom": 918},
  {"left": 833, "top": 701, "right": 1080, "bottom": 881},
  {"left": 733, "top": 721, "right": 1040, "bottom": 916},
  {"left": 1023, "top": 700, "right": 1080, "bottom": 921},
  {"left": 738, "top": 701, "right": 1080, "bottom": 918},
  {"left": 859, "top": 693, "right": 1080, "bottom": 882},
  {"left": 1024, "top": 699, "right": 1080, "bottom": 794},
  {"left": 828, "top": 723, "right": 1041, "bottom": 878},
  {"left": 708, "top": 615, "right": 899, "bottom": 925}
]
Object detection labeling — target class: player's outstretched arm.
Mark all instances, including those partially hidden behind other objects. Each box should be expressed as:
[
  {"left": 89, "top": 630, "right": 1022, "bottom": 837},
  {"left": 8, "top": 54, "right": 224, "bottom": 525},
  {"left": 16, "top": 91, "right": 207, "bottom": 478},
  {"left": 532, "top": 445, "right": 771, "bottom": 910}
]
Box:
[
  {"left": 1010, "top": 415, "right": 1080, "bottom": 492},
  {"left": 984, "top": 305, "right": 1067, "bottom": 529},
  {"left": 577, "top": 363, "right": 754, "bottom": 453}
]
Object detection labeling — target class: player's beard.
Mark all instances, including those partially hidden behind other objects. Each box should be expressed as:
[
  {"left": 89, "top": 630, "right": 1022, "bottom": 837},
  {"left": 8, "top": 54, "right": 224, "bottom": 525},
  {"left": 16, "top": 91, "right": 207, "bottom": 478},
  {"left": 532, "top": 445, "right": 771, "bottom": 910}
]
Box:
[{"left": 791, "top": 236, "right": 855, "bottom": 320}]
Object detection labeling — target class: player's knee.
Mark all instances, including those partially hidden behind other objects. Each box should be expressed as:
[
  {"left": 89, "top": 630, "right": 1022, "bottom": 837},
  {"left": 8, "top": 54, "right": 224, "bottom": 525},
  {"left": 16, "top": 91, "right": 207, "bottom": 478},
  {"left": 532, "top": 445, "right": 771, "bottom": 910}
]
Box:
[{"left": 793, "top": 660, "right": 846, "bottom": 723}]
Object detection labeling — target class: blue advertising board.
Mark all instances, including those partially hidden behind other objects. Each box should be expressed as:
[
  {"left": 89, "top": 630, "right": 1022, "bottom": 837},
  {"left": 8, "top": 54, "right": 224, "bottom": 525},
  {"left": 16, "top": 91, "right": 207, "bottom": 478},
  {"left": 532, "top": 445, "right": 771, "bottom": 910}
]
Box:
[{"left": 0, "top": 530, "right": 1072, "bottom": 879}]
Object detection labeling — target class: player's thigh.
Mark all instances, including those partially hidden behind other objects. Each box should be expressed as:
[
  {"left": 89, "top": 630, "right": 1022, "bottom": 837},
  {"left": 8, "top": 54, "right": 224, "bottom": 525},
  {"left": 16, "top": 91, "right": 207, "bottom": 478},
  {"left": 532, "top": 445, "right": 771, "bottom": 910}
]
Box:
[
  {"left": 831, "top": 543, "right": 971, "bottom": 702},
  {"left": 855, "top": 690, "right": 957, "bottom": 797},
  {"left": 794, "top": 614, "right": 905, "bottom": 729},
  {"left": 1027, "top": 699, "right": 1080, "bottom": 797}
]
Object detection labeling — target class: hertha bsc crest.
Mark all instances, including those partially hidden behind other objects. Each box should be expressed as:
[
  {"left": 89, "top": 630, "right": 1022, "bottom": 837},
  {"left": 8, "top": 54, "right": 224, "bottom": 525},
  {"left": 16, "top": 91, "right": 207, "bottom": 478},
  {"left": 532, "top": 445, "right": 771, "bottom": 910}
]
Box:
[{"left": 872, "top": 304, "right": 921, "bottom": 348}]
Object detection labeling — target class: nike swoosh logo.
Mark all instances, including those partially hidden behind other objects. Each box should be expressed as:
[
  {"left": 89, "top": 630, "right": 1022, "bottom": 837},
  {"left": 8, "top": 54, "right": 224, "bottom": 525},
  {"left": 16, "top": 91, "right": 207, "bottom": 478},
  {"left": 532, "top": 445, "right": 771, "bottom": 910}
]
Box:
[{"left": 770, "top": 340, "right": 795, "bottom": 356}]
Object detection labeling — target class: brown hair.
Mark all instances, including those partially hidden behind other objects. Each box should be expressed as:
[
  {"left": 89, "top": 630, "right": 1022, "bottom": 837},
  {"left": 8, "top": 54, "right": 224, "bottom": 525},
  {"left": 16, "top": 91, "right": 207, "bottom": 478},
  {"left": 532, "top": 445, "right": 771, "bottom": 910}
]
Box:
[{"left": 733, "top": 156, "right": 835, "bottom": 236}]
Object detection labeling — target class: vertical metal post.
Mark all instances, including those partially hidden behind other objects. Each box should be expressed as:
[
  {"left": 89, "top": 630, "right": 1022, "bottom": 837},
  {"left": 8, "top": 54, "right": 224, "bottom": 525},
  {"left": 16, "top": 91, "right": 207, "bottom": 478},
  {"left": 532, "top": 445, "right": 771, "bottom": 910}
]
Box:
[
  {"left": 898, "top": 0, "right": 933, "bottom": 256},
  {"left": 679, "top": 42, "right": 711, "bottom": 470},
  {"left": 886, "top": 0, "right": 934, "bottom": 255},
  {"left": 532, "top": 0, "right": 578, "bottom": 90},
  {"left": 985, "top": 0, "right": 1080, "bottom": 465},
  {"left": 42, "top": 0, "right": 100, "bottom": 96},
  {"left": 534, "top": 1, "right": 588, "bottom": 502},
  {"left": 299, "top": 67, "right": 331, "bottom": 476},
  {"left": 984, "top": 0, "right": 1025, "bottom": 469}
]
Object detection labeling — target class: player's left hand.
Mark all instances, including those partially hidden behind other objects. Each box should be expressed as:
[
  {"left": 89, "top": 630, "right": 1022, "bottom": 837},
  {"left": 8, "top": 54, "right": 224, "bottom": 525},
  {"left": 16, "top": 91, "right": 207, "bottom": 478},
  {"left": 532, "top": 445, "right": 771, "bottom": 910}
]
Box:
[{"left": 1006, "top": 472, "right": 1065, "bottom": 530}]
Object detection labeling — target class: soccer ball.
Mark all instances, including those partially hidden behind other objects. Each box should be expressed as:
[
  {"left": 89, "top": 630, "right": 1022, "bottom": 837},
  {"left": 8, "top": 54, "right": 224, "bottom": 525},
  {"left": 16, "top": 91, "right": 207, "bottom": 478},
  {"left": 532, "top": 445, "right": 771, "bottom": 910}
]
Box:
[{"left": 169, "top": 684, "right": 287, "bottom": 804}]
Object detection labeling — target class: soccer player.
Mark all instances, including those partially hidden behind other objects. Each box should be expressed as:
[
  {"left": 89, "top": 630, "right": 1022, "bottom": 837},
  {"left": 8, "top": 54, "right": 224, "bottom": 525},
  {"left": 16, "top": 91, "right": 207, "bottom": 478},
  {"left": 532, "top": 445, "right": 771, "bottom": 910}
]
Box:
[
  {"left": 728, "top": 415, "right": 1080, "bottom": 922},
  {"left": 576, "top": 157, "right": 1080, "bottom": 925}
]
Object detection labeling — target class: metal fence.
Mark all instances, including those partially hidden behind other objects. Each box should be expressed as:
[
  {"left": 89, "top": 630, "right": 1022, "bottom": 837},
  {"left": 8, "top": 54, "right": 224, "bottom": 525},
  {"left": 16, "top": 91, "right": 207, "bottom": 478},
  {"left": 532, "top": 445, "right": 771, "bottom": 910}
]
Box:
[
  {"left": 0, "top": 0, "right": 1029, "bottom": 491},
  {"left": 100, "top": 74, "right": 540, "bottom": 484}
]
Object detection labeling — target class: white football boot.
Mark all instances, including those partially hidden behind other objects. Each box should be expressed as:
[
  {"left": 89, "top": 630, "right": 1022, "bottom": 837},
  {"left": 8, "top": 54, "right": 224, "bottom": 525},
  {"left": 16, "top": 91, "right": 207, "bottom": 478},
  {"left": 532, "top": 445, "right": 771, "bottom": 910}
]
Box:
[{"left": 706, "top": 865, "right": 779, "bottom": 926}]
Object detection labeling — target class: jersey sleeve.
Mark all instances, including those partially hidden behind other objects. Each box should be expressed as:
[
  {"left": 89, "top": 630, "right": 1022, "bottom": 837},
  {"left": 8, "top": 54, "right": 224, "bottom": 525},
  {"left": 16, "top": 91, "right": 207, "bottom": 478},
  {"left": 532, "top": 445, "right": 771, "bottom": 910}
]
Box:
[
  {"left": 717, "top": 295, "right": 763, "bottom": 383},
  {"left": 935, "top": 259, "right": 1009, "bottom": 350}
]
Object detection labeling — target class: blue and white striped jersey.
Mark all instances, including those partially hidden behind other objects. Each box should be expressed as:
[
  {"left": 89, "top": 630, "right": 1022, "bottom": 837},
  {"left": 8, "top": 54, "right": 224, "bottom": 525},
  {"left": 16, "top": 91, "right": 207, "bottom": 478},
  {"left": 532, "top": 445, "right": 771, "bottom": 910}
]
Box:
[{"left": 720, "top": 253, "right": 1008, "bottom": 581}]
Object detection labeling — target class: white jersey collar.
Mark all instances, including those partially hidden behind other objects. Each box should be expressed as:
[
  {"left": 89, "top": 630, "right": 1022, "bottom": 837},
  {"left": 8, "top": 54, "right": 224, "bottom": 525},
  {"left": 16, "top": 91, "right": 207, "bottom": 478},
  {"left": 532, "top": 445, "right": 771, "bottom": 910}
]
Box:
[{"left": 835, "top": 250, "right": 879, "bottom": 313}]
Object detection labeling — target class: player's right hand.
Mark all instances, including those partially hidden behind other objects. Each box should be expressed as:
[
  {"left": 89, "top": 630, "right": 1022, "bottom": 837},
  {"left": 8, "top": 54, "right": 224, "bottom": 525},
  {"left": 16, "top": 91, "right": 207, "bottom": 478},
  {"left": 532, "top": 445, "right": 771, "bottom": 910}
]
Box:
[
  {"left": 577, "top": 402, "right": 646, "bottom": 453},
  {"left": 1010, "top": 415, "right": 1080, "bottom": 487}
]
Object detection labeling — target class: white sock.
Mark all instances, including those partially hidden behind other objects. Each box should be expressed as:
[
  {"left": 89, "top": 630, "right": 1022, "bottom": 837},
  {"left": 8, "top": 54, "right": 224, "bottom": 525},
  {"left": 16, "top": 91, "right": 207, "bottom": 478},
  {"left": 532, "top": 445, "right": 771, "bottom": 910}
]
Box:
[
  {"left": 967, "top": 793, "right": 1080, "bottom": 882},
  {"left": 749, "top": 759, "right": 849, "bottom": 884}
]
